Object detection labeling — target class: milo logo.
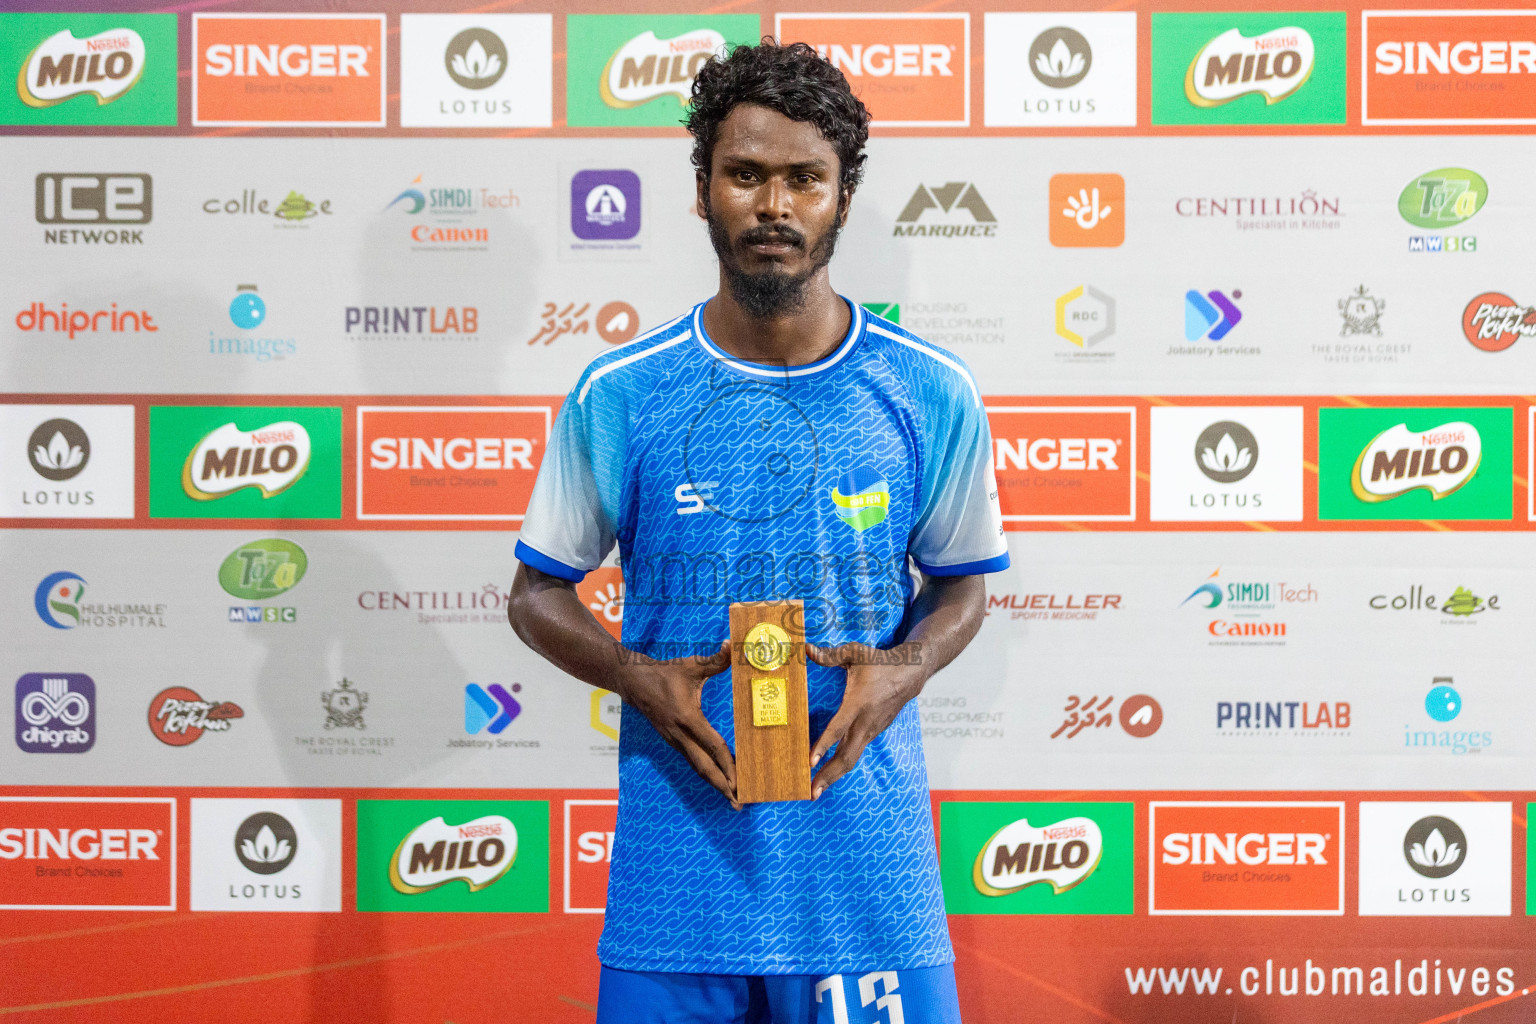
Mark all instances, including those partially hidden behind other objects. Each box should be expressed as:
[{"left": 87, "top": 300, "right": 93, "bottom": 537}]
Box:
[
  {"left": 1351, "top": 421, "right": 1481, "bottom": 502},
  {"left": 181, "top": 420, "right": 311, "bottom": 501},
  {"left": 389, "top": 815, "right": 517, "bottom": 895},
  {"left": 600, "top": 28, "right": 724, "bottom": 108},
  {"left": 1185, "top": 27, "right": 1315, "bottom": 107},
  {"left": 973, "top": 815, "right": 1104, "bottom": 896},
  {"left": 19, "top": 28, "right": 146, "bottom": 108}
]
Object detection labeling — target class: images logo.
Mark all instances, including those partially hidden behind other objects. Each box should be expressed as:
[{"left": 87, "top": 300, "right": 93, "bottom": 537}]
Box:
[
  {"left": 0, "top": 797, "right": 174, "bottom": 910},
  {"left": 830, "top": 466, "right": 888, "bottom": 532},
  {"left": 1364, "top": 11, "right": 1536, "bottom": 125},
  {"left": 192, "top": 14, "right": 386, "bottom": 126},
  {"left": 566, "top": 15, "right": 758, "bottom": 127},
  {"left": 1409, "top": 678, "right": 1492, "bottom": 756},
  {"left": 1185, "top": 27, "right": 1315, "bottom": 106},
  {"left": 1185, "top": 289, "right": 1242, "bottom": 341},
  {"left": 35, "top": 174, "right": 150, "bottom": 245},
  {"left": 572, "top": 170, "right": 641, "bottom": 242},
  {"left": 211, "top": 286, "right": 296, "bottom": 363},
  {"left": 894, "top": 182, "right": 997, "bottom": 237},
  {"left": 15, "top": 673, "right": 95, "bottom": 753},
  {"left": 27, "top": 419, "right": 89, "bottom": 482},
  {"left": 1463, "top": 293, "right": 1535, "bottom": 352},
  {"left": 34, "top": 571, "right": 85, "bottom": 629},
  {"left": 988, "top": 406, "right": 1135, "bottom": 521},
  {"left": 775, "top": 13, "right": 969, "bottom": 126},
  {"left": 465, "top": 684, "right": 522, "bottom": 735},
  {"left": 229, "top": 286, "right": 265, "bottom": 330},
  {"left": 148, "top": 687, "right": 244, "bottom": 746},
  {"left": 1358, "top": 802, "right": 1511, "bottom": 917},
  {"left": 1055, "top": 286, "right": 1115, "bottom": 349},
  {"left": 183, "top": 420, "right": 311, "bottom": 500},
  {"left": 1, "top": 14, "right": 176, "bottom": 126},
  {"left": 1425, "top": 679, "right": 1461, "bottom": 723},
  {"left": 1049, "top": 174, "right": 1123, "bottom": 247},
  {"left": 356, "top": 800, "right": 549, "bottom": 912},
  {"left": 399, "top": 14, "right": 552, "bottom": 128},
  {"left": 234, "top": 812, "right": 297, "bottom": 875},
  {"left": 984, "top": 13, "right": 1138, "bottom": 127},
  {"left": 940, "top": 802, "right": 1133, "bottom": 915}
]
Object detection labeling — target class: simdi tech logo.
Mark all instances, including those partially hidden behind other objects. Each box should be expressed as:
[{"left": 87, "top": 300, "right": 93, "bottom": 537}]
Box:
[
  {"left": 1317, "top": 407, "right": 1512, "bottom": 521},
  {"left": 1364, "top": 11, "right": 1536, "bottom": 125},
  {"left": 399, "top": 14, "right": 553, "bottom": 128},
  {"left": 192, "top": 13, "right": 386, "bottom": 127},
  {"left": 775, "top": 13, "right": 969, "bottom": 127},
  {"left": 986, "top": 406, "right": 1136, "bottom": 522},
  {"left": 1151, "top": 13, "right": 1346, "bottom": 125},
  {"left": 1, "top": 404, "right": 135, "bottom": 518},
  {"left": 0, "top": 14, "right": 176, "bottom": 126},
  {"left": 983, "top": 13, "right": 1138, "bottom": 127},
  {"left": 893, "top": 182, "right": 997, "bottom": 237},
  {"left": 940, "top": 802, "right": 1133, "bottom": 915},
  {"left": 149, "top": 405, "right": 342, "bottom": 520},
  {"left": 565, "top": 15, "right": 760, "bottom": 127},
  {"left": 0, "top": 797, "right": 175, "bottom": 910}
]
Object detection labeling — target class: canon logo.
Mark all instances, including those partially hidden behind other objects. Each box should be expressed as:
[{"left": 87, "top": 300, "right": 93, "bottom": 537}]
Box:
[
  {"left": 203, "top": 43, "right": 369, "bottom": 78},
  {"left": 810, "top": 43, "right": 953, "bottom": 78},
  {"left": 369, "top": 437, "right": 535, "bottom": 472},
  {"left": 1374, "top": 41, "right": 1536, "bottom": 76},
  {"left": 0, "top": 827, "right": 158, "bottom": 860},
  {"left": 994, "top": 437, "right": 1118, "bottom": 471},
  {"left": 1161, "top": 831, "right": 1327, "bottom": 866}
]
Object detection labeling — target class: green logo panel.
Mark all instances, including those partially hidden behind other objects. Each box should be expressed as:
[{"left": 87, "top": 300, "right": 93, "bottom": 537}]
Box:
[
  {"left": 940, "top": 801, "right": 1134, "bottom": 915},
  {"left": 356, "top": 800, "right": 549, "bottom": 913},
  {"left": 0, "top": 13, "right": 177, "bottom": 126},
  {"left": 1528, "top": 803, "right": 1535, "bottom": 916},
  {"left": 565, "top": 15, "right": 760, "bottom": 127},
  {"left": 1150, "top": 12, "right": 1346, "bottom": 126},
  {"left": 149, "top": 405, "right": 342, "bottom": 520},
  {"left": 1318, "top": 407, "right": 1513, "bottom": 521}
]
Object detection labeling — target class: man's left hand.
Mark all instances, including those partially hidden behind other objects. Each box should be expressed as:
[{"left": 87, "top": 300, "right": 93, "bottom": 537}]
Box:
[{"left": 805, "top": 642, "right": 924, "bottom": 800}]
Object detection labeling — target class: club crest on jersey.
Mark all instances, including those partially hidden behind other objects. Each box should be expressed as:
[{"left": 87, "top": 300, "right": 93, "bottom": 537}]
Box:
[{"left": 830, "top": 466, "right": 888, "bottom": 532}]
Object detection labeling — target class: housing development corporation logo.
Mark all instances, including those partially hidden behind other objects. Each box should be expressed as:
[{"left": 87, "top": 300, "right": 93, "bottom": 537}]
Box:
[
  {"left": 984, "top": 13, "right": 1138, "bottom": 127},
  {"left": 15, "top": 674, "right": 95, "bottom": 753},
  {"left": 566, "top": 15, "right": 758, "bottom": 127},
  {"left": 1463, "top": 293, "right": 1535, "bottom": 352},
  {"left": 987, "top": 406, "right": 1135, "bottom": 521},
  {"left": 2, "top": 14, "right": 176, "bottom": 126},
  {"left": 356, "top": 800, "right": 548, "bottom": 912},
  {"left": 1357, "top": 802, "right": 1511, "bottom": 916},
  {"left": 1364, "top": 11, "right": 1536, "bottom": 125},
  {"left": 399, "top": 15, "right": 552, "bottom": 128}
]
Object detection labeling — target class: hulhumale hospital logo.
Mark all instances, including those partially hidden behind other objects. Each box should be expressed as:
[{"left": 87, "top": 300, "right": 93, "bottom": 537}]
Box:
[
  {"left": 35, "top": 571, "right": 86, "bottom": 629},
  {"left": 830, "top": 467, "right": 888, "bottom": 532}
]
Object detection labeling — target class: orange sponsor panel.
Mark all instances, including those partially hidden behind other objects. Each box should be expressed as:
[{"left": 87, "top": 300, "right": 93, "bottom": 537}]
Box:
[
  {"left": 1363, "top": 11, "right": 1536, "bottom": 124},
  {"left": 357, "top": 405, "right": 550, "bottom": 520},
  {"left": 0, "top": 797, "right": 175, "bottom": 910},
  {"left": 775, "top": 13, "right": 970, "bottom": 126},
  {"left": 193, "top": 13, "right": 387, "bottom": 126},
  {"left": 564, "top": 799, "right": 618, "bottom": 913},
  {"left": 1049, "top": 173, "right": 1125, "bottom": 248},
  {"left": 987, "top": 406, "right": 1136, "bottom": 522},
  {"left": 1150, "top": 802, "right": 1345, "bottom": 915}
]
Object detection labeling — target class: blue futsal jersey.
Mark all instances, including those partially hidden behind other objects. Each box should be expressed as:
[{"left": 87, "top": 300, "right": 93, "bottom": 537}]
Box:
[{"left": 516, "top": 298, "right": 1008, "bottom": 975}]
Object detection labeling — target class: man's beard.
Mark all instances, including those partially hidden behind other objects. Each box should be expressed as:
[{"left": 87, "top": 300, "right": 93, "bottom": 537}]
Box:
[{"left": 706, "top": 200, "right": 841, "bottom": 320}]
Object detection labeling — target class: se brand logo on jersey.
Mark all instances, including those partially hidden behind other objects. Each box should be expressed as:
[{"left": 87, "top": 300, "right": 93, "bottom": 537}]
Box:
[
  {"left": 192, "top": 14, "right": 386, "bottom": 126},
  {"left": 1, "top": 14, "right": 176, "bottom": 126},
  {"left": 776, "top": 13, "right": 969, "bottom": 126},
  {"left": 565, "top": 15, "right": 759, "bottom": 127},
  {"left": 15, "top": 674, "right": 95, "bottom": 754},
  {"left": 1364, "top": 12, "right": 1536, "bottom": 125},
  {"left": 356, "top": 800, "right": 549, "bottom": 912},
  {"left": 988, "top": 407, "right": 1135, "bottom": 522},
  {"left": 0, "top": 797, "right": 174, "bottom": 910},
  {"left": 829, "top": 466, "right": 889, "bottom": 532}
]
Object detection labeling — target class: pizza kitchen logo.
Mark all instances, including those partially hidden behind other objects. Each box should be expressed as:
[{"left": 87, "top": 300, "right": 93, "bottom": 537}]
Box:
[
  {"left": 147, "top": 686, "right": 243, "bottom": 746},
  {"left": 1462, "top": 292, "right": 1535, "bottom": 352},
  {"left": 973, "top": 815, "right": 1103, "bottom": 897},
  {"left": 389, "top": 814, "right": 517, "bottom": 894},
  {"left": 182, "top": 420, "right": 312, "bottom": 501}
]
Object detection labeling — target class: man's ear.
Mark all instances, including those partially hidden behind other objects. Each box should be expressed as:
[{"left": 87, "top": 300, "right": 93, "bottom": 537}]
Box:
[
  {"left": 696, "top": 173, "right": 710, "bottom": 221},
  {"left": 837, "top": 186, "right": 854, "bottom": 228}
]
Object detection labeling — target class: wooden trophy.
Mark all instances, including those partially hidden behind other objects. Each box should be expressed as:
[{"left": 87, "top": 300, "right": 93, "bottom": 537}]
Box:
[{"left": 729, "top": 600, "right": 812, "bottom": 803}]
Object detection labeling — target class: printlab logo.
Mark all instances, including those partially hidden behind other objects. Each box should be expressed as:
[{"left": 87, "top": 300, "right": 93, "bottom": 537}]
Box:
[
  {"left": 1195, "top": 420, "right": 1258, "bottom": 484},
  {"left": 571, "top": 170, "right": 641, "bottom": 242},
  {"left": 1405, "top": 816, "right": 1466, "bottom": 879},
  {"left": 148, "top": 686, "right": 243, "bottom": 746},
  {"left": 235, "top": 812, "right": 298, "bottom": 874},
  {"left": 893, "top": 182, "right": 997, "bottom": 237},
  {"left": 1049, "top": 174, "right": 1123, "bottom": 247},
  {"left": 465, "top": 683, "right": 522, "bottom": 734},
  {"left": 28, "top": 419, "right": 89, "bottom": 481},
  {"left": 35, "top": 174, "right": 151, "bottom": 245},
  {"left": 15, "top": 673, "right": 95, "bottom": 753},
  {"left": 321, "top": 678, "right": 367, "bottom": 731},
  {"left": 1462, "top": 293, "right": 1535, "bottom": 353},
  {"left": 1400, "top": 168, "right": 1486, "bottom": 254}
]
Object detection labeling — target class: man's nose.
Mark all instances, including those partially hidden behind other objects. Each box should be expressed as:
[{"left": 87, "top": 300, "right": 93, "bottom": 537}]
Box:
[{"left": 755, "top": 177, "right": 792, "bottom": 221}]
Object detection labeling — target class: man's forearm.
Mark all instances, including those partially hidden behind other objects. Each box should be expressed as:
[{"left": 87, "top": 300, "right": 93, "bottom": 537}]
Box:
[
  {"left": 893, "top": 573, "right": 987, "bottom": 693},
  {"left": 507, "top": 563, "right": 631, "bottom": 695}
]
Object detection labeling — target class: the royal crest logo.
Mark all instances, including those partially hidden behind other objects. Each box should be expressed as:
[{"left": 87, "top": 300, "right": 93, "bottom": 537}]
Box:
[
  {"left": 1339, "top": 285, "right": 1385, "bottom": 337},
  {"left": 19, "top": 28, "right": 146, "bottom": 108},
  {"left": 321, "top": 678, "right": 367, "bottom": 731},
  {"left": 388, "top": 814, "right": 517, "bottom": 894},
  {"left": 973, "top": 815, "right": 1104, "bottom": 896},
  {"left": 1351, "top": 421, "right": 1481, "bottom": 503},
  {"left": 830, "top": 467, "right": 888, "bottom": 532},
  {"left": 600, "top": 29, "right": 723, "bottom": 109},
  {"left": 1185, "top": 27, "right": 1315, "bottom": 107},
  {"left": 181, "top": 420, "right": 311, "bottom": 501}
]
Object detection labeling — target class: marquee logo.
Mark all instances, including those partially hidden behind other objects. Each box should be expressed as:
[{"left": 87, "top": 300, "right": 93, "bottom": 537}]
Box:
[
  {"left": 182, "top": 421, "right": 311, "bottom": 501},
  {"left": 973, "top": 816, "right": 1103, "bottom": 897},
  {"left": 15, "top": 673, "right": 95, "bottom": 754},
  {"left": 1152, "top": 13, "right": 1345, "bottom": 125},
  {"left": 1463, "top": 293, "right": 1535, "bottom": 352},
  {"left": 566, "top": 15, "right": 759, "bottom": 127},
  {"left": 988, "top": 406, "right": 1135, "bottom": 522},
  {"left": 894, "top": 182, "right": 997, "bottom": 237},
  {"left": 0, "top": 797, "right": 175, "bottom": 910},
  {"left": 829, "top": 466, "right": 888, "bottom": 532},
  {"left": 1351, "top": 421, "right": 1480, "bottom": 502},
  {"left": 1185, "top": 27, "right": 1315, "bottom": 106},
  {"left": 1364, "top": 11, "right": 1536, "bottom": 125},
  {"left": 19, "top": 28, "right": 145, "bottom": 108},
  {"left": 148, "top": 687, "right": 243, "bottom": 746}
]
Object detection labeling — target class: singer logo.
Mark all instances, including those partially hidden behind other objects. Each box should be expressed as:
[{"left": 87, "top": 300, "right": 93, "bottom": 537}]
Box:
[
  {"left": 775, "top": 13, "right": 969, "bottom": 126},
  {"left": 987, "top": 406, "right": 1136, "bottom": 522},
  {"left": 564, "top": 799, "right": 617, "bottom": 913},
  {"left": 1150, "top": 802, "right": 1344, "bottom": 915},
  {"left": 193, "top": 13, "right": 386, "bottom": 126},
  {"left": 0, "top": 797, "right": 175, "bottom": 910},
  {"left": 1364, "top": 11, "right": 1536, "bottom": 125},
  {"left": 358, "top": 406, "right": 550, "bottom": 520}
]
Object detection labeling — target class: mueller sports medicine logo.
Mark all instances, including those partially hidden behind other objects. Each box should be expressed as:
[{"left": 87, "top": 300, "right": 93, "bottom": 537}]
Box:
[
  {"left": 987, "top": 406, "right": 1135, "bottom": 522},
  {"left": 1364, "top": 11, "right": 1536, "bottom": 125},
  {"left": 35, "top": 174, "right": 150, "bottom": 245},
  {"left": 0, "top": 797, "right": 174, "bottom": 910},
  {"left": 775, "top": 13, "right": 969, "bottom": 126},
  {"left": 182, "top": 420, "right": 312, "bottom": 501},
  {"left": 389, "top": 814, "right": 517, "bottom": 894},
  {"left": 973, "top": 815, "right": 1104, "bottom": 897},
  {"left": 1463, "top": 293, "right": 1535, "bottom": 352},
  {"left": 15, "top": 674, "right": 95, "bottom": 753},
  {"left": 894, "top": 182, "right": 997, "bottom": 237},
  {"left": 192, "top": 14, "right": 386, "bottom": 126},
  {"left": 1351, "top": 421, "right": 1480, "bottom": 502},
  {"left": 1185, "top": 26, "right": 1315, "bottom": 107},
  {"left": 19, "top": 28, "right": 146, "bottom": 108},
  {"left": 1150, "top": 802, "right": 1344, "bottom": 915}
]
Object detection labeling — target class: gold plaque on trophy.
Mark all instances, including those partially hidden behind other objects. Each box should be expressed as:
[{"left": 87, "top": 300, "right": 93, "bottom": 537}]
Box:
[{"left": 729, "top": 600, "right": 811, "bottom": 803}]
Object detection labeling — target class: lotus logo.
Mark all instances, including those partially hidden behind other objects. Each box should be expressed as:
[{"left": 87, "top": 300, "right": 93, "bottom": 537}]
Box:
[
  {"left": 973, "top": 815, "right": 1104, "bottom": 896},
  {"left": 1029, "top": 27, "right": 1092, "bottom": 89},
  {"left": 1403, "top": 816, "right": 1466, "bottom": 879},
  {"left": 181, "top": 420, "right": 312, "bottom": 501},
  {"left": 27, "top": 418, "right": 90, "bottom": 481},
  {"left": 600, "top": 29, "right": 725, "bottom": 109},
  {"left": 445, "top": 28, "right": 507, "bottom": 90},
  {"left": 20, "top": 28, "right": 146, "bottom": 108},
  {"left": 1185, "top": 27, "right": 1315, "bottom": 107},
  {"left": 1351, "top": 421, "right": 1481, "bottom": 502},
  {"left": 389, "top": 814, "right": 516, "bottom": 894},
  {"left": 234, "top": 812, "right": 298, "bottom": 875},
  {"left": 1195, "top": 421, "right": 1258, "bottom": 483}
]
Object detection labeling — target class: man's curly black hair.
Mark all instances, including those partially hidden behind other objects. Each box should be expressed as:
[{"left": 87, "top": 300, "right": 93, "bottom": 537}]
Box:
[{"left": 686, "top": 39, "right": 871, "bottom": 197}]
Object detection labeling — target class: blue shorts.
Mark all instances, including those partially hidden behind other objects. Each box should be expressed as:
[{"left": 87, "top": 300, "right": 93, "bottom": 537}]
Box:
[{"left": 596, "top": 963, "right": 961, "bottom": 1024}]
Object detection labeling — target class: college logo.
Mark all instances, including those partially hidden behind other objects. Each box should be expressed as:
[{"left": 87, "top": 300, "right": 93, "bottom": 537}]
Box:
[
  {"left": 1321, "top": 407, "right": 1512, "bottom": 520},
  {"left": 1358, "top": 802, "right": 1511, "bottom": 916},
  {"left": 2, "top": 15, "right": 176, "bottom": 126},
  {"left": 202, "top": 188, "right": 333, "bottom": 227},
  {"left": 566, "top": 15, "right": 759, "bottom": 127},
  {"left": 1151, "top": 13, "right": 1346, "bottom": 125},
  {"left": 572, "top": 170, "right": 641, "bottom": 242},
  {"left": 356, "top": 800, "right": 549, "bottom": 912},
  {"left": 35, "top": 174, "right": 150, "bottom": 245},
  {"left": 148, "top": 687, "right": 243, "bottom": 746},
  {"left": 190, "top": 798, "right": 342, "bottom": 911},
  {"left": 893, "top": 182, "right": 997, "bottom": 238},
  {"left": 565, "top": 799, "right": 617, "bottom": 913},
  {"left": 192, "top": 13, "right": 386, "bottom": 126},
  {"left": 0, "top": 797, "right": 175, "bottom": 910},
  {"left": 940, "top": 802, "right": 1133, "bottom": 915},
  {"left": 1463, "top": 293, "right": 1535, "bottom": 352},
  {"left": 984, "top": 13, "right": 1138, "bottom": 127},
  {"left": 399, "top": 15, "right": 552, "bottom": 128},
  {"left": 1364, "top": 12, "right": 1536, "bottom": 125},
  {"left": 1151, "top": 802, "right": 1345, "bottom": 915},
  {"left": 34, "top": 571, "right": 86, "bottom": 629},
  {"left": 357, "top": 406, "right": 548, "bottom": 520},
  {"left": 988, "top": 406, "right": 1135, "bottom": 522},
  {"left": 829, "top": 466, "right": 888, "bottom": 532},
  {"left": 1049, "top": 174, "right": 1123, "bottom": 247},
  {"left": 183, "top": 420, "right": 311, "bottom": 500},
  {"left": 14, "top": 300, "right": 158, "bottom": 340},
  {"left": 1150, "top": 407, "right": 1304, "bottom": 522},
  {"left": 1370, "top": 585, "right": 1501, "bottom": 623},
  {"left": 15, "top": 673, "right": 95, "bottom": 753},
  {"left": 465, "top": 683, "right": 522, "bottom": 735},
  {"left": 3, "top": 405, "right": 134, "bottom": 518},
  {"left": 775, "top": 13, "right": 968, "bottom": 126}
]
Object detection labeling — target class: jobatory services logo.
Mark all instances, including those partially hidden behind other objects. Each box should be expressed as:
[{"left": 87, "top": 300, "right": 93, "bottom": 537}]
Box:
[
  {"left": 220, "top": 538, "right": 307, "bottom": 625},
  {"left": 1055, "top": 286, "right": 1116, "bottom": 355},
  {"left": 987, "top": 406, "right": 1136, "bottom": 522},
  {"left": 1463, "top": 293, "right": 1535, "bottom": 352},
  {"left": 2, "top": 405, "right": 134, "bottom": 518},
  {"left": 355, "top": 800, "right": 549, "bottom": 912},
  {"left": 1150, "top": 802, "right": 1345, "bottom": 915},
  {"left": 35, "top": 173, "right": 151, "bottom": 245},
  {"left": 149, "top": 405, "right": 342, "bottom": 520},
  {"left": 34, "top": 570, "right": 167, "bottom": 630},
  {"left": 1358, "top": 802, "right": 1512, "bottom": 916},
  {"left": 1151, "top": 13, "right": 1346, "bottom": 125},
  {"left": 357, "top": 405, "right": 549, "bottom": 520},
  {"left": 1408, "top": 677, "right": 1493, "bottom": 756},
  {"left": 984, "top": 13, "right": 1138, "bottom": 126},
  {"left": 1150, "top": 406, "right": 1304, "bottom": 521},
  {"left": 15, "top": 674, "right": 95, "bottom": 754},
  {"left": 893, "top": 182, "right": 997, "bottom": 237},
  {"left": 1181, "top": 288, "right": 1244, "bottom": 344},
  {"left": 1, "top": 14, "right": 176, "bottom": 126},
  {"left": 1364, "top": 11, "right": 1536, "bottom": 125},
  {"left": 464, "top": 684, "right": 522, "bottom": 736},
  {"left": 399, "top": 15, "right": 553, "bottom": 128},
  {"left": 1318, "top": 407, "right": 1512, "bottom": 521},
  {"left": 565, "top": 799, "right": 617, "bottom": 914},
  {"left": 1049, "top": 174, "right": 1124, "bottom": 247},
  {"left": 190, "top": 798, "right": 342, "bottom": 912},
  {"left": 148, "top": 687, "right": 243, "bottom": 746},
  {"left": 775, "top": 13, "right": 969, "bottom": 126},
  {"left": 940, "top": 802, "right": 1133, "bottom": 915},
  {"left": 192, "top": 13, "right": 386, "bottom": 127},
  {"left": 566, "top": 15, "right": 759, "bottom": 127},
  {"left": 0, "top": 797, "right": 175, "bottom": 910},
  {"left": 1179, "top": 567, "right": 1317, "bottom": 646}
]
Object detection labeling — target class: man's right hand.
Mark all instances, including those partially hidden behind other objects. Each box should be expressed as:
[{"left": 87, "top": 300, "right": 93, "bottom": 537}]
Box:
[{"left": 614, "top": 642, "right": 739, "bottom": 809}]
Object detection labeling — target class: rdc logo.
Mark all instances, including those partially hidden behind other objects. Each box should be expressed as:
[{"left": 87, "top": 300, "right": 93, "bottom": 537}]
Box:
[{"left": 15, "top": 673, "right": 96, "bottom": 753}]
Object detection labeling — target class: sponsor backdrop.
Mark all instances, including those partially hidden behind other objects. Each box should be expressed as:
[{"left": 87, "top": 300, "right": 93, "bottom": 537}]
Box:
[{"left": 2, "top": 0, "right": 1534, "bottom": 1022}]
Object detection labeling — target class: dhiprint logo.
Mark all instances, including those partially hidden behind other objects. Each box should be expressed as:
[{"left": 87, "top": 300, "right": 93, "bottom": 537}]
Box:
[
  {"left": 1357, "top": 801, "right": 1511, "bottom": 917},
  {"left": 984, "top": 13, "right": 1138, "bottom": 127},
  {"left": 465, "top": 684, "right": 522, "bottom": 735},
  {"left": 1049, "top": 174, "right": 1123, "bottom": 247},
  {"left": 19, "top": 28, "right": 146, "bottom": 108},
  {"left": 1463, "top": 293, "right": 1535, "bottom": 352},
  {"left": 234, "top": 812, "right": 297, "bottom": 875},
  {"left": 973, "top": 815, "right": 1104, "bottom": 896},
  {"left": 1185, "top": 289, "right": 1242, "bottom": 341},
  {"left": 399, "top": 15, "right": 552, "bottom": 128},
  {"left": 571, "top": 170, "right": 641, "bottom": 242},
  {"left": 34, "top": 571, "right": 86, "bottom": 630},
  {"left": 1031, "top": 27, "right": 1092, "bottom": 88},
  {"left": 1195, "top": 420, "right": 1258, "bottom": 483},
  {"left": 15, "top": 674, "right": 95, "bottom": 753},
  {"left": 829, "top": 467, "right": 889, "bottom": 532},
  {"left": 1185, "top": 27, "right": 1316, "bottom": 107},
  {"left": 1405, "top": 816, "right": 1466, "bottom": 879},
  {"left": 893, "top": 182, "right": 997, "bottom": 237},
  {"left": 27, "top": 419, "right": 89, "bottom": 482},
  {"left": 148, "top": 687, "right": 244, "bottom": 746}
]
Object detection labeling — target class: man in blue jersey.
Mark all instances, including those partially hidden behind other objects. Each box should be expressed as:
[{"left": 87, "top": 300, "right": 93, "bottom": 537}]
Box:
[{"left": 508, "top": 41, "right": 1007, "bottom": 1024}]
